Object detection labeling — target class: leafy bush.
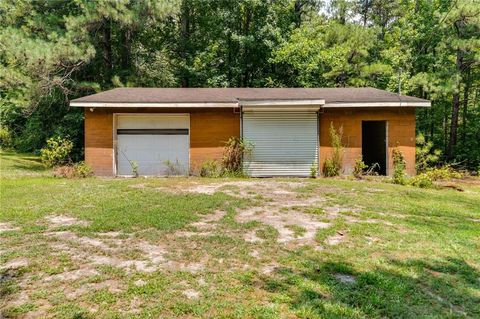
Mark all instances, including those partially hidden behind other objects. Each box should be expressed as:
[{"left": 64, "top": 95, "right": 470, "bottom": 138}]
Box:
[
  {"left": 353, "top": 156, "right": 367, "bottom": 179},
  {"left": 409, "top": 173, "right": 433, "bottom": 188},
  {"left": 323, "top": 159, "right": 338, "bottom": 177},
  {"left": 310, "top": 160, "right": 318, "bottom": 178},
  {"left": 222, "top": 137, "right": 253, "bottom": 174},
  {"left": 323, "top": 122, "right": 343, "bottom": 177},
  {"left": 164, "top": 159, "right": 184, "bottom": 176},
  {"left": 424, "top": 166, "right": 462, "bottom": 181},
  {"left": 129, "top": 160, "right": 139, "bottom": 177},
  {"left": 53, "top": 162, "right": 92, "bottom": 178},
  {"left": 40, "top": 136, "right": 73, "bottom": 167},
  {"left": 53, "top": 165, "right": 77, "bottom": 178},
  {"left": 0, "top": 127, "right": 12, "bottom": 149},
  {"left": 392, "top": 147, "right": 407, "bottom": 185},
  {"left": 200, "top": 160, "right": 222, "bottom": 177},
  {"left": 416, "top": 134, "right": 442, "bottom": 173},
  {"left": 73, "top": 161, "right": 93, "bottom": 177}
]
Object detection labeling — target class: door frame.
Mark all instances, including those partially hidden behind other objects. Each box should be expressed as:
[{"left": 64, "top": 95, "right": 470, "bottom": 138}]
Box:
[
  {"left": 361, "top": 120, "right": 388, "bottom": 176},
  {"left": 113, "top": 113, "right": 191, "bottom": 176}
]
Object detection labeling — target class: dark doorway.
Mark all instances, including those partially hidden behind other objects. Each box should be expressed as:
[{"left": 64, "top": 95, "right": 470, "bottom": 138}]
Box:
[{"left": 362, "top": 121, "right": 387, "bottom": 175}]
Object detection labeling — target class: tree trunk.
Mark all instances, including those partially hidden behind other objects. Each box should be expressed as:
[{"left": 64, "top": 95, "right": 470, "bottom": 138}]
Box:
[
  {"left": 362, "top": 0, "right": 370, "bottom": 27},
  {"left": 242, "top": 7, "right": 252, "bottom": 87},
  {"left": 121, "top": 27, "right": 132, "bottom": 71},
  {"left": 294, "top": 1, "right": 304, "bottom": 27},
  {"left": 447, "top": 49, "right": 463, "bottom": 159},
  {"left": 180, "top": 0, "right": 190, "bottom": 87},
  {"left": 461, "top": 68, "right": 471, "bottom": 146},
  {"left": 102, "top": 18, "right": 113, "bottom": 83}
]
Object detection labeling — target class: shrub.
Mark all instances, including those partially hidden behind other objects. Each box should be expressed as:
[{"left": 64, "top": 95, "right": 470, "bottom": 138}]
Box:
[
  {"left": 353, "top": 156, "right": 367, "bottom": 179},
  {"left": 200, "top": 160, "right": 222, "bottom": 177},
  {"left": 323, "top": 122, "right": 343, "bottom": 177},
  {"left": 416, "top": 134, "right": 442, "bottom": 173},
  {"left": 164, "top": 159, "right": 183, "bottom": 176},
  {"left": 53, "top": 162, "right": 92, "bottom": 178},
  {"left": 392, "top": 147, "right": 407, "bottom": 185},
  {"left": 222, "top": 137, "right": 253, "bottom": 174},
  {"left": 424, "top": 166, "right": 462, "bottom": 181},
  {"left": 409, "top": 173, "right": 433, "bottom": 188},
  {"left": 40, "top": 136, "right": 73, "bottom": 167},
  {"left": 310, "top": 160, "right": 318, "bottom": 178},
  {"left": 129, "top": 160, "right": 139, "bottom": 177},
  {"left": 0, "top": 127, "right": 12, "bottom": 149},
  {"left": 323, "top": 159, "right": 337, "bottom": 177},
  {"left": 73, "top": 161, "right": 93, "bottom": 177},
  {"left": 53, "top": 166, "right": 76, "bottom": 178}
]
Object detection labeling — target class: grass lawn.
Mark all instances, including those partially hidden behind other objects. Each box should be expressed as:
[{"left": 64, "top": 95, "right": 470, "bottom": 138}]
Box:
[{"left": 1, "top": 150, "right": 480, "bottom": 318}]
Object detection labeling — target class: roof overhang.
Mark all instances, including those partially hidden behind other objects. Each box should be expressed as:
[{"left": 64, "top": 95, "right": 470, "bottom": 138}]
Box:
[
  {"left": 240, "top": 99, "right": 324, "bottom": 112},
  {"left": 69, "top": 102, "right": 239, "bottom": 108},
  {"left": 70, "top": 99, "right": 429, "bottom": 109},
  {"left": 324, "top": 101, "right": 431, "bottom": 108}
]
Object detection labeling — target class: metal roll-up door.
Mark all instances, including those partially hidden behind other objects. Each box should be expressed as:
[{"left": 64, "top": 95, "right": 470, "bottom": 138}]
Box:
[
  {"left": 242, "top": 111, "right": 318, "bottom": 177},
  {"left": 116, "top": 114, "right": 189, "bottom": 176}
]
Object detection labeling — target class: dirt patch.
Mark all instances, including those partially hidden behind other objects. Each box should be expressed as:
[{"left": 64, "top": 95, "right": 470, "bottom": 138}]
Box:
[
  {"left": 261, "top": 264, "right": 279, "bottom": 275},
  {"left": 44, "top": 229, "right": 169, "bottom": 273},
  {"left": 182, "top": 288, "right": 200, "bottom": 299},
  {"left": 163, "top": 260, "right": 206, "bottom": 273},
  {"left": 1, "top": 257, "right": 29, "bottom": 270},
  {"left": 134, "top": 279, "right": 147, "bottom": 287},
  {"left": 0, "top": 222, "right": 20, "bottom": 233},
  {"left": 326, "top": 232, "right": 345, "bottom": 246},
  {"left": 185, "top": 180, "right": 308, "bottom": 198},
  {"left": 334, "top": 273, "right": 357, "bottom": 284},
  {"left": 43, "top": 268, "right": 99, "bottom": 282},
  {"left": 65, "top": 279, "right": 124, "bottom": 299},
  {"left": 236, "top": 207, "right": 330, "bottom": 244},
  {"left": 45, "top": 215, "right": 90, "bottom": 228},
  {"left": 243, "top": 230, "right": 264, "bottom": 243}
]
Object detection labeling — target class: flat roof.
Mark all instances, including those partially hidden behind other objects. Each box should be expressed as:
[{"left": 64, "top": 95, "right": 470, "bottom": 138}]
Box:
[{"left": 70, "top": 87, "right": 430, "bottom": 108}]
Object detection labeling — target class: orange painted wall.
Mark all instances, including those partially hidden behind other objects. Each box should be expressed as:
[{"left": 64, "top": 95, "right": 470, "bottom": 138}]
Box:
[
  {"left": 84, "top": 108, "right": 240, "bottom": 175},
  {"left": 319, "top": 108, "right": 416, "bottom": 176}
]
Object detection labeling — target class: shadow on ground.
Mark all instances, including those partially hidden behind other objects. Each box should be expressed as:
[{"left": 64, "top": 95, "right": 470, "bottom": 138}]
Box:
[{"left": 258, "top": 256, "right": 480, "bottom": 318}]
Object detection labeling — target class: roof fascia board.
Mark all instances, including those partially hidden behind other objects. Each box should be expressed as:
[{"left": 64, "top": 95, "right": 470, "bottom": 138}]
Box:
[
  {"left": 324, "top": 102, "right": 431, "bottom": 108},
  {"left": 69, "top": 102, "right": 239, "bottom": 108},
  {"left": 242, "top": 105, "right": 321, "bottom": 112},
  {"left": 239, "top": 99, "right": 325, "bottom": 106}
]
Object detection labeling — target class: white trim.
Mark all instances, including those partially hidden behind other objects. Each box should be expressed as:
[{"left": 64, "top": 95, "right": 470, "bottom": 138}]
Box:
[
  {"left": 73, "top": 100, "right": 430, "bottom": 108},
  {"left": 239, "top": 99, "right": 325, "bottom": 106},
  {"left": 385, "top": 121, "right": 389, "bottom": 175},
  {"left": 113, "top": 113, "right": 191, "bottom": 177},
  {"left": 324, "top": 102, "right": 431, "bottom": 108},
  {"left": 242, "top": 106, "right": 322, "bottom": 112},
  {"left": 71, "top": 102, "right": 238, "bottom": 108}
]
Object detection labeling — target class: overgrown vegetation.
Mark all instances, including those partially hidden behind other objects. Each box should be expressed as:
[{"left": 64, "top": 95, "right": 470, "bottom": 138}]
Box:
[
  {"left": 0, "top": 1, "right": 478, "bottom": 169},
  {"left": 416, "top": 134, "right": 442, "bottom": 173},
  {"left": 352, "top": 156, "right": 368, "bottom": 179},
  {"left": 310, "top": 160, "right": 318, "bottom": 178},
  {"left": 323, "top": 123, "right": 344, "bottom": 177},
  {"left": 199, "top": 160, "right": 222, "bottom": 178},
  {"left": 222, "top": 137, "right": 253, "bottom": 175},
  {"left": 40, "top": 136, "right": 73, "bottom": 167},
  {"left": 392, "top": 147, "right": 408, "bottom": 185},
  {"left": 53, "top": 161, "right": 93, "bottom": 179},
  {"left": 198, "top": 137, "right": 253, "bottom": 177}
]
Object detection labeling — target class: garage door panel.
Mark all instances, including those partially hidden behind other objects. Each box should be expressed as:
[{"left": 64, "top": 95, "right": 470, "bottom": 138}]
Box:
[
  {"left": 116, "top": 115, "right": 189, "bottom": 176},
  {"left": 243, "top": 112, "right": 318, "bottom": 177}
]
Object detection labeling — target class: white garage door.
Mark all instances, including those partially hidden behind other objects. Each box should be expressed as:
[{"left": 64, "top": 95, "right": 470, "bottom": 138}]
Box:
[
  {"left": 116, "top": 114, "right": 189, "bottom": 176},
  {"left": 242, "top": 112, "right": 318, "bottom": 177}
]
